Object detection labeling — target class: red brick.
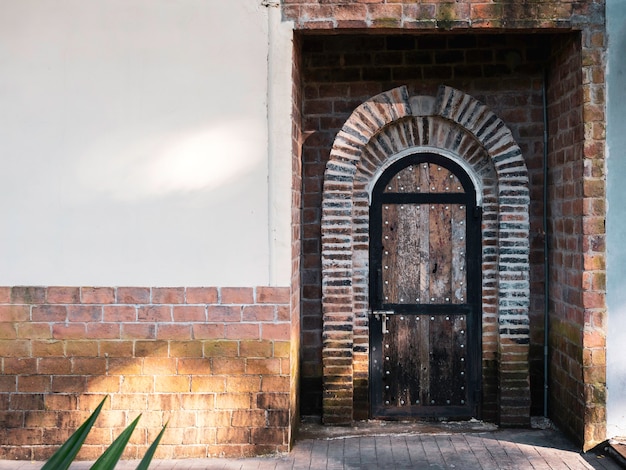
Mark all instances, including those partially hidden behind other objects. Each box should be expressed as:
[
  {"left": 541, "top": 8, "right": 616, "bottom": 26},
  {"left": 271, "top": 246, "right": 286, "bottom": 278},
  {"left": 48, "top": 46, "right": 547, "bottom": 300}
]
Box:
[
  {"left": 242, "top": 305, "right": 274, "bottom": 322},
  {"left": 240, "top": 340, "right": 273, "bottom": 358},
  {"left": 147, "top": 393, "right": 181, "bottom": 411},
  {"left": 32, "top": 305, "right": 67, "bottom": 322},
  {"left": 47, "top": 287, "right": 80, "bottom": 304},
  {"left": 178, "top": 358, "right": 211, "bottom": 375},
  {"left": 81, "top": 287, "right": 115, "bottom": 304},
  {"left": 180, "top": 393, "right": 215, "bottom": 410},
  {"left": 143, "top": 358, "right": 177, "bottom": 375},
  {"left": 584, "top": 330, "right": 606, "bottom": 348},
  {"left": 185, "top": 287, "right": 218, "bottom": 304},
  {"left": 52, "top": 323, "right": 87, "bottom": 339},
  {"left": 72, "top": 357, "right": 106, "bottom": 374},
  {"left": 135, "top": 340, "right": 169, "bottom": 357},
  {"left": 32, "top": 340, "right": 64, "bottom": 356},
  {"left": 277, "top": 306, "right": 290, "bottom": 321},
  {"left": 121, "top": 376, "right": 155, "bottom": 393},
  {"left": 86, "top": 322, "right": 120, "bottom": 339},
  {"left": 0, "top": 322, "right": 16, "bottom": 339},
  {"left": 16, "top": 322, "right": 51, "bottom": 339},
  {"left": 232, "top": 409, "right": 265, "bottom": 427},
  {"left": 164, "top": 410, "right": 197, "bottom": 428},
  {"left": 173, "top": 306, "right": 205, "bottom": 322},
  {"left": 193, "top": 323, "right": 224, "bottom": 339},
  {"left": 215, "top": 393, "right": 251, "bottom": 410},
  {"left": 261, "top": 323, "right": 290, "bottom": 340},
  {"left": 157, "top": 324, "right": 192, "bottom": 340},
  {"left": 250, "top": 427, "right": 284, "bottom": 445},
  {"left": 122, "top": 323, "right": 156, "bottom": 339},
  {"left": 226, "top": 377, "right": 261, "bottom": 393},
  {"left": 0, "top": 287, "right": 11, "bottom": 303},
  {"left": 207, "top": 306, "right": 241, "bottom": 322},
  {"left": 152, "top": 287, "right": 185, "bottom": 304},
  {"left": 44, "top": 393, "right": 78, "bottom": 411},
  {"left": 4, "top": 427, "right": 43, "bottom": 446},
  {"left": 261, "top": 376, "right": 289, "bottom": 392},
  {"left": 0, "top": 376, "right": 17, "bottom": 392},
  {"left": 221, "top": 287, "right": 254, "bottom": 304},
  {"left": 67, "top": 305, "right": 102, "bottom": 322},
  {"left": 11, "top": 286, "right": 46, "bottom": 304},
  {"left": 117, "top": 287, "right": 150, "bottom": 304},
  {"left": 107, "top": 357, "right": 142, "bottom": 375},
  {"left": 103, "top": 305, "right": 136, "bottom": 322},
  {"left": 154, "top": 376, "right": 191, "bottom": 393},
  {"left": 224, "top": 323, "right": 260, "bottom": 340},
  {"left": 51, "top": 376, "right": 86, "bottom": 393},
  {"left": 110, "top": 394, "right": 148, "bottom": 410},
  {"left": 203, "top": 340, "right": 239, "bottom": 358},
  {"left": 38, "top": 357, "right": 71, "bottom": 374},
  {"left": 192, "top": 376, "right": 225, "bottom": 393},
  {"left": 24, "top": 410, "right": 57, "bottom": 427},
  {"left": 267, "top": 408, "right": 289, "bottom": 428},
  {"left": 18, "top": 375, "right": 51, "bottom": 392},
  {"left": 0, "top": 305, "right": 29, "bottom": 322},
  {"left": 0, "top": 340, "right": 30, "bottom": 357},
  {"left": 4, "top": 358, "right": 37, "bottom": 374},
  {"left": 212, "top": 358, "right": 245, "bottom": 375},
  {"left": 84, "top": 427, "right": 114, "bottom": 446},
  {"left": 207, "top": 443, "right": 246, "bottom": 458},
  {"left": 256, "top": 287, "right": 290, "bottom": 304},
  {"left": 273, "top": 342, "right": 290, "bottom": 358},
  {"left": 66, "top": 340, "right": 98, "bottom": 357},
  {"left": 170, "top": 341, "right": 203, "bottom": 358},
  {"left": 246, "top": 358, "right": 281, "bottom": 375},
  {"left": 138, "top": 306, "right": 171, "bottom": 322}
]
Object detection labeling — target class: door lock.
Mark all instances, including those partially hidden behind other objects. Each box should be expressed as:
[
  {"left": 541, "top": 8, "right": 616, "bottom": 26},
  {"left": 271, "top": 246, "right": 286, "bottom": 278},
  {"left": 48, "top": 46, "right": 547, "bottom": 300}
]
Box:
[{"left": 371, "top": 310, "right": 395, "bottom": 334}]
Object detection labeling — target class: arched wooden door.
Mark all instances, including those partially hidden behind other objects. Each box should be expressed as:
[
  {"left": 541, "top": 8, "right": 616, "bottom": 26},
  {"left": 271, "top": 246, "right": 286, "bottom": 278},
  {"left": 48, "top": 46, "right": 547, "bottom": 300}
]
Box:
[{"left": 369, "top": 153, "right": 482, "bottom": 419}]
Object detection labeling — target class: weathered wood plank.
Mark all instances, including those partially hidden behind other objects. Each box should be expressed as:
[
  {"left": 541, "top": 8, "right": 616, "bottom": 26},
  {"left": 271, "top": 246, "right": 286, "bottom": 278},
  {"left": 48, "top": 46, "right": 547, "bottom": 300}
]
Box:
[
  {"left": 429, "top": 204, "right": 452, "bottom": 302},
  {"left": 452, "top": 204, "right": 467, "bottom": 303}
]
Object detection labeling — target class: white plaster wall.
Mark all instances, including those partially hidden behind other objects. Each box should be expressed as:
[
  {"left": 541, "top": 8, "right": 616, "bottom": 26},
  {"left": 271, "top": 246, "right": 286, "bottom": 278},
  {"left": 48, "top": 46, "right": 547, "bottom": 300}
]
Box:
[
  {"left": 606, "top": 0, "right": 626, "bottom": 439},
  {"left": 0, "top": 0, "right": 293, "bottom": 287}
]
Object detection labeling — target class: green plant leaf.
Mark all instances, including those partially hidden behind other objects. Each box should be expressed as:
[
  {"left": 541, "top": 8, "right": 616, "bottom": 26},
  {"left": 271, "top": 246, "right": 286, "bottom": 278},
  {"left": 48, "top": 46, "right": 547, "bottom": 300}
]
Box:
[
  {"left": 90, "top": 414, "right": 141, "bottom": 470},
  {"left": 135, "top": 421, "right": 168, "bottom": 470},
  {"left": 42, "top": 396, "right": 108, "bottom": 470}
]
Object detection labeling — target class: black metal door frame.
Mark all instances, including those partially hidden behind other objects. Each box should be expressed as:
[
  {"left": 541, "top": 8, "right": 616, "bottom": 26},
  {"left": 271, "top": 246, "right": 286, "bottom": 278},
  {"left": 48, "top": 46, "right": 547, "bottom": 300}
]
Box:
[{"left": 369, "top": 152, "right": 482, "bottom": 419}]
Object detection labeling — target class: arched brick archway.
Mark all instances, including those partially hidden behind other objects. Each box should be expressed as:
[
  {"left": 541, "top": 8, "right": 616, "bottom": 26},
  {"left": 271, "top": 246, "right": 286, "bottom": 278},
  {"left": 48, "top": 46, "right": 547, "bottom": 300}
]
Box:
[{"left": 321, "top": 85, "right": 531, "bottom": 425}]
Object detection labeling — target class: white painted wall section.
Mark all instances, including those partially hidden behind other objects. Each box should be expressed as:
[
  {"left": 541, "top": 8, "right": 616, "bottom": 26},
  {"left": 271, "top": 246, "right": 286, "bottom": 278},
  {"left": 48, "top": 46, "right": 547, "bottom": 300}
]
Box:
[
  {"left": 0, "top": 0, "right": 293, "bottom": 287},
  {"left": 606, "top": 0, "right": 626, "bottom": 440}
]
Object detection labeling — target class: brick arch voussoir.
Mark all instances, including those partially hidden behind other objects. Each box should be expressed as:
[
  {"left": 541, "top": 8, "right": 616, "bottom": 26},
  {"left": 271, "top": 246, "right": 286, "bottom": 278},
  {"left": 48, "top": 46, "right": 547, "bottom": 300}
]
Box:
[
  {"left": 435, "top": 85, "right": 529, "bottom": 183},
  {"left": 320, "top": 85, "right": 531, "bottom": 425}
]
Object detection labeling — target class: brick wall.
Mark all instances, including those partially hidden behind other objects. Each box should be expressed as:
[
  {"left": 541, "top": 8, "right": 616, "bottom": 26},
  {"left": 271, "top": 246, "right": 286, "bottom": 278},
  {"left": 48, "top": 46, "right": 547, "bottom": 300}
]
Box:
[
  {"left": 299, "top": 33, "right": 549, "bottom": 418},
  {"left": 0, "top": 286, "right": 291, "bottom": 460},
  {"left": 283, "top": 0, "right": 603, "bottom": 31},
  {"left": 289, "top": 33, "right": 304, "bottom": 441},
  {"left": 292, "top": 0, "right": 607, "bottom": 449},
  {"left": 547, "top": 30, "right": 607, "bottom": 450}
]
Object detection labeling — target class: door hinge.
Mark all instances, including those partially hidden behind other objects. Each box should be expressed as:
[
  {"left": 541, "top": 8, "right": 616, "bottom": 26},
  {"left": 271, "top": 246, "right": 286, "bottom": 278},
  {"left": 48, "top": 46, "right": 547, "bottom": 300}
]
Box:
[{"left": 473, "top": 206, "right": 482, "bottom": 219}]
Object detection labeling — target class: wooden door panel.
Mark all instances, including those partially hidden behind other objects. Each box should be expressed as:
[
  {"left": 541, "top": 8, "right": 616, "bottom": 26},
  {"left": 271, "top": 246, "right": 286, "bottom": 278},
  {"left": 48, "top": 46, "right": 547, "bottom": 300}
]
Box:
[
  {"left": 381, "top": 203, "right": 466, "bottom": 305},
  {"left": 382, "top": 314, "right": 468, "bottom": 409}
]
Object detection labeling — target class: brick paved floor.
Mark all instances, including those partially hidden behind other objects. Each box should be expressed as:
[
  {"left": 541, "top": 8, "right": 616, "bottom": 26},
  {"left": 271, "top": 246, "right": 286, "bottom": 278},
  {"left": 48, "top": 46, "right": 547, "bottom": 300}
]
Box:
[{"left": 0, "top": 427, "right": 620, "bottom": 469}]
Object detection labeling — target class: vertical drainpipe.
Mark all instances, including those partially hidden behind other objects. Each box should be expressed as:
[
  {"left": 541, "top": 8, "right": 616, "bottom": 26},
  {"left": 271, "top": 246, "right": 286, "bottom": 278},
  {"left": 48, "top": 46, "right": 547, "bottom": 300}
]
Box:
[{"left": 542, "top": 68, "right": 550, "bottom": 419}]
